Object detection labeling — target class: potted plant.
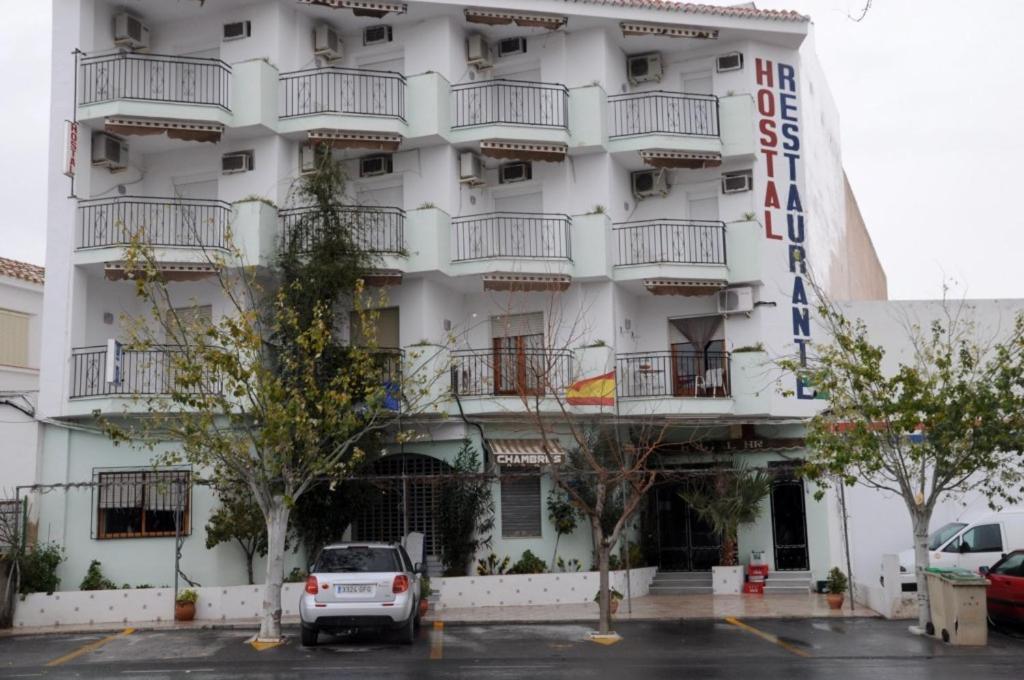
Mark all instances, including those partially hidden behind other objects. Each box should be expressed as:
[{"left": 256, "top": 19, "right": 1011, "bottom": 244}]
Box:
[
  {"left": 419, "top": 577, "right": 432, "bottom": 618},
  {"left": 594, "top": 588, "right": 624, "bottom": 615},
  {"left": 680, "top": 466, "right": 773, "bottom": 595},
  {"left": 825, "top": 567, "right": 848, "bottom": 610},
  {"left": 174, "top": 588, "right": 198, "bottom": 622}
]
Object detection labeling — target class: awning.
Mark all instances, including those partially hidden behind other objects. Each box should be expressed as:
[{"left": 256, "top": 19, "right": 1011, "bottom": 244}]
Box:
[
  {"left": 621, "top": 21, "right": 719, "bottom": 40},
  {"left": 308, "top": 130, "right": 403, "bottom": 152},
  {"left": 480, "top": 140, "right": 567, "bottom": 163},
  {"left": 105, "top": 117, "right": 223, "bottom": 143},
  {"left": 299, "top": 0, "right": 407, "bottom": 17},
  {"left": 490, "top": 439, "right": 566, "bottom": 466},
  {"left": 483, "top": 273, "right": 571, "bottom": 292},
  {"left": 465, "top": 8, "right": 568, "bottom": 30},
  {"left": 640, "top": 149, "right": 722, "bottom": 169}
]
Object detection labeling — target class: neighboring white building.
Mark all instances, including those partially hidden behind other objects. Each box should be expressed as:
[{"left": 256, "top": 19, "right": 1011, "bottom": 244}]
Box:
[
  {"left": 37, "top": 0, "right": 888, "bottom": 590},
  {"left": 0, "top": 257, "right": 44, "bottom": 540}
]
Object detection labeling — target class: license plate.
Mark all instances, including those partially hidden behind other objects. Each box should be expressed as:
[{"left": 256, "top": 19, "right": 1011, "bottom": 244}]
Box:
[{"left": 336, "top": 584, "right": 374, "bottom": 595}]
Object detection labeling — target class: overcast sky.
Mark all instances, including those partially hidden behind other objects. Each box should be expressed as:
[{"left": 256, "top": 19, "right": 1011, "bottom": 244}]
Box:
[{"left": 1, "top": 1, "right": 1021, "bottom": 300}]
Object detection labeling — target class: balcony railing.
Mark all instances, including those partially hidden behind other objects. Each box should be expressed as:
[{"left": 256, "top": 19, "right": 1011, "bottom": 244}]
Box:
[
  {"left": 77, "top": 197, "right": 231, "bottom": 250},
  {"left": 279, "top": 205, "right": 405, "bottom": 255},
  {"left": 279, "top": 67, "right": 406, "bottom": 120},
  {"left": 614, "top": 220, "right": 726, "bottom": 266},
  {"left": 78, "top": 53, "right": 231, "bottom": 109},
  {"left": 608, "top": 92, "right": 719, "bottom": 138},
  {"left": 70, "top": 345, "right": 221, "bottom": 399},
  {"left": 616, "top": 351, "right": 731, "bottom": 399},
  {"left": 452, "top": 212, "right": 572, "bottom": 262},
  {"left": 450, "top": 348, "right": 574, "bottom": 397},
  {"left": 451, "top": 79, "right": 569, "bottom": 129}
]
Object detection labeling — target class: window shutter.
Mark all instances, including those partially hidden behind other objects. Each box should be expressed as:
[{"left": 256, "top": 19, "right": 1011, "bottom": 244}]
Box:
[
  {"left": 491, "top": 312, "right": 544, "bottom": 339},
  {"left": 500, "top": 475, "right": 541, "bottom": 538},
  {"left": 0, "top": 309, "right": 29, "bottom": 367},
  {"left": 144, "top": 472, "right": 190, "bottom": 511}
]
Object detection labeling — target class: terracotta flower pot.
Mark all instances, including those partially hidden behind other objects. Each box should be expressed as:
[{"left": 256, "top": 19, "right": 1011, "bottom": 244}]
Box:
[
  {"left": 419, "top": 598, "right": 430, "bottom": 618},
  {"left": 175, "top": 601, "right": 196, "bottom": 622},
  {"left": 826, "top": 593, "right": 844, "bottom": 610}
]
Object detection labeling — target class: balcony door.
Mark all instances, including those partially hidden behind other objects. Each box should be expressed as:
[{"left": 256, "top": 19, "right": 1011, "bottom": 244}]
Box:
[
  {"left": 357, "top": 185, "right": 404, "bottom": 252},
  {"left": 492, "top": 193, "right": 545, "bottom": 258},
  {"left": 491, "top": 67, "right": 544, "bottom": 125},
  {"left": 491, "top": 312, "right": 544, "bottom": 396}
]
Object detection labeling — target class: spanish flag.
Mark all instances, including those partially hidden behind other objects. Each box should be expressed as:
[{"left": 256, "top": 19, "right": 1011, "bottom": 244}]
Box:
[{"left": 566, "top": 371, "right": 616, "bottom": 406}]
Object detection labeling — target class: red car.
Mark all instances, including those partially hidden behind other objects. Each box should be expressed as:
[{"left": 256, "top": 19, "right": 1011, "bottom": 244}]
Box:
[{"left": 982, "top": 550, "right": 1024, "bottom": 625}]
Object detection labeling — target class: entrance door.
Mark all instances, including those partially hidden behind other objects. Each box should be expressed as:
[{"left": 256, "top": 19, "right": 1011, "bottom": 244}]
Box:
[
  {"left": 770, "top": 469, "right": 810, "bottom": 570},
  {"left": 653, "top": 483, "right": 721, "bottom": 571}
]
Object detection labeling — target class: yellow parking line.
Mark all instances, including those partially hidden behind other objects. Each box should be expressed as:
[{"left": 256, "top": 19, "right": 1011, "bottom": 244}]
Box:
[
  {"left": 724, "top": 617, "right": 810, "bottom": 658},
  {"left": 46, "top": 627, "right": 135, "bottom": 667},
  {"left": 430, "top": 620, "right": 444, "bottom": 660}
]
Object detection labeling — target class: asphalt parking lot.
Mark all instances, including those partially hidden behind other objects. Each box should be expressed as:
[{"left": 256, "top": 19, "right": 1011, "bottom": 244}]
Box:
[{"left": 1, "top": 618, "right": 1023, "bottom": 679}]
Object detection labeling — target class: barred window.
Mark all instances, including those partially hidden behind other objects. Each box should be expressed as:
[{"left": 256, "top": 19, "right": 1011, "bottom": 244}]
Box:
[
  {"left": 0, "top": 499, "right": 20, "bottom": 548},
  {"left": 500, "top": 474, "right": 542, "bottom": 538},
  {"left": 95, "top": 469, "right": 191, "bottom": 539}
]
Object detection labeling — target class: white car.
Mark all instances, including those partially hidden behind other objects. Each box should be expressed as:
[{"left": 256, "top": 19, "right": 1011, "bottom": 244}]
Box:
[
  {"left": 299, "top": 542, "right": 423, "bottom": 646},
  {"left": 896, "top": 521, "right": 966, "bottom": 590}
]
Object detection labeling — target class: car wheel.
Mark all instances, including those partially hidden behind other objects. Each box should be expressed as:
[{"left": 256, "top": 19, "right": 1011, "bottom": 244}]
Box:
[
  {"left": 300, "top": 624, "right": 319, "bottom": 647},
  {"left": 396, "top": 613, "right": 415, "bottom": 645}
]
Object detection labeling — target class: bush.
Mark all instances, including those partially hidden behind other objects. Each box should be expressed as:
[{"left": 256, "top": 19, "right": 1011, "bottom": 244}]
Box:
[
  {"left": 436, "top": 442, "right": 494, "bottom": 576},
  {"left": 826, "top": 567, "right": 848, "bottom": 595},
  {"left": 420, "top": 576, "right": 432, "bottom": 599},
  {"left": 80, "top": 560, "right": 117, "bottom": 591},
  {"left": 285, "top": 567, "right": 307, "bottom": 583},
  {"left": 18, "top": 543, "right": 64, "bottom": 595},
  {"left": 556, "top": 556, "right": 581, "bottom": 573},
  {"left": 476, "top": 553, "right": 510, "bottom": 576},
  {"left": 593, "top": 588, "right": 623, "bottom": 602},
  {"left": 176, "top": 588, "right": 198, "bottom": 604},
  {"left": 510, "top": 550, "right": 547, "bottom": 575}
]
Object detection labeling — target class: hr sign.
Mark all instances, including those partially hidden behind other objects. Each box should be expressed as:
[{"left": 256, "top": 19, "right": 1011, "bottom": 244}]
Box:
[{"left": 756, "top": 58, "right": 815, "bottom": 400}]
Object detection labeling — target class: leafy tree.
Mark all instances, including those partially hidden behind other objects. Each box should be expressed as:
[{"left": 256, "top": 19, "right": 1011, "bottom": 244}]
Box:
[
  {"left": 436, "top": 442, "right": 494, "bottom": 576},
  {"left": 546, "top": 488, "right": 578, "bottom": 570},
  {"left": 291, "top": 478, "right": 378, "bottom": 560},
  {"left": 786, "top": 291, "right": 1024, "bottom": 629},
  {"left": 105, "top": 148, "right": 443, "bottom": 641},
  {"left": 205, "top": 480, "right": 269, "bottom": 585},
  {"left": 678, "top": 466, "right": 772, "bottom": 566}
]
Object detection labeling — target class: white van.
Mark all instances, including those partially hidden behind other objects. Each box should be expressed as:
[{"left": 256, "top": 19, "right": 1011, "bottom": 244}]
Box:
[{"left": 896, "top": 510, "right": 1024, "bottom": 589}]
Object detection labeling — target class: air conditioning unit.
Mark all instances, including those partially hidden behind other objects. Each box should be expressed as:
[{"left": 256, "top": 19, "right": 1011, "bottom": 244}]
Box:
[
  {"left": 459, "top": 151, "right": 485, "bottom": 186},
  {"left": 627, "top": 53, "right": 662, "bottom": 85},
  {"left": 363, "top": 25, "right": 393, "bottom": 46},
  {"left": 499, "top": 162, "right": 532, "bottom": 184},
  {"left": 497, "top": 37, "right": 527, "bottom": 57},
  {"left": 113, "top": 12, "right": 151, "bottom": 50},
  {"left": 717, "top": 287, "right": 754, "bottom": 315},
  {"left": 222, "top": 151, "right": 254, "bottom": 174},
  {"left": 716, "top": 52, "right": 744, "bottom": 73},
  {"left": 631, "top": 169, "right": 668, "bottom": 199},
  {"left": 314, "top": 24, "right": 343, "bottom": 61},
  {"left": 223, "top": 20, "right": 252, "bottom": 41},
  {"left": 360, "top": 154, "right": 393, "bottom": 178},
  {"left": 721, "top": 171, "right": 752, "bottom": 194},
  {"left": 466, "top": 34, "right": 493, "bottom": 69},
  {"left": 91, "top": 132, "right": 128, "bottom": 171}
]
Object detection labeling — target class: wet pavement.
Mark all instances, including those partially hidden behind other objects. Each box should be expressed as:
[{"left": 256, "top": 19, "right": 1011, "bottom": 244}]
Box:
[{"left": 1, "top": 618, "right": 1022, "bottom": 679}]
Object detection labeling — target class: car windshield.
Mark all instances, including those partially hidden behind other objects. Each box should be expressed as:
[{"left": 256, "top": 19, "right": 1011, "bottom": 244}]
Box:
[
  {"left": 929, "top": 522, "right": 967, "bottom": 550},
  {"left": 315, "top": 547, "right": 401, "bottom": 573}
]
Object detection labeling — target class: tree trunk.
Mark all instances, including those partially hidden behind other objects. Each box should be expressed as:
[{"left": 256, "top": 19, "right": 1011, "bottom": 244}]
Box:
[
  {"left": 594, "top": 522, "right": 612, "bottom": 635},
  {"left": 551, "top": 533, "right": 561, "bottom": 573},
  {"left": 246, "top": 551, "right": 255, "bottom": 586},
  {"left": 912, "top": 509, "right": 933, "bottom": 630},
  {"left": 258, "top": 499, "right": 291, "bottom": 642}
]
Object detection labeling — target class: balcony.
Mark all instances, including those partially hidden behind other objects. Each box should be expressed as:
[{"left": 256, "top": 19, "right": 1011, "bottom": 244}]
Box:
[
  {"left": 77, "top": 52, "right": 232, "bottom": 139},
  {"left": 616, "top": 350, "right": 732, "bottom": 418},
  {"left": 277, "top": 67, "right": 407, "bottom": 149},
  {"left": 606, "top": 91, "right": 722, "bottom": 169},
  {"left": 450, "top": 212, "right": 573, "bottom": 288},
  {"left": 69, "top": 345, "right": 220, "bottom": 400},
  {"left": 613, "top": 219, "right": 728, "bottom": 294},
  {"left": 450, "top": 347, "right": 574, "bottom": 414},
  {"left": 449, "top": 79, "right": 570, "bottom": 157}
]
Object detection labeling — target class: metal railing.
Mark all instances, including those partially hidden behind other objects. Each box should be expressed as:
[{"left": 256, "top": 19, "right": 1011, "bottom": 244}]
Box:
[
  {"left": 366, "top": 348, "right": 403, "bottom": 387},
  {"left": 451, "top": 79, "right": 569, "bottom": 129},
  {"left": 70, "top": 346, "right": 221, "bottom": 399},
  {"left": 616, "top": 351, "right": 731, "bottom": 398},
  {"left": 77, "top": 197, "right": 231, "bottom": 250},
  {"left": 278, "top": 205, "right": 405, "bottom": 254},
  {"left": 279, "top": 67, "right": 406, "bottom": 120},
  {"left": 450, "top": 348, "right": 574, "bottom": 397},
  {"left": 452, "top": 212, "right": 572, "bottom": 262},
  {"left": 608, "top": 91, "right": 719, "bottom": 138},
  {"left": 614, "top": 219, "right": 726, "bottom": 266},
  {"left": 79, "top": 52, "right": 231, "bottom": 109}
]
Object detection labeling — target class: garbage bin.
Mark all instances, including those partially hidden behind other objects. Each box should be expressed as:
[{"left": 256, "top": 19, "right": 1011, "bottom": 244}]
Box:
[{"left": 925, "top": 567, "right": 989, "bottom": 645}]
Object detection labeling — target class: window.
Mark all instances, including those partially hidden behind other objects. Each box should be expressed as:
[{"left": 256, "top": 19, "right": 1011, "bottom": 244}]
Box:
[
  {"left": 0, "top": 499, "right": 20, "bottom": 548},
  {"left": 95, "top": 469, "right": 190, "bottom": 539},
  {"left": 929, "top": 522, "right": 967, "bottom": 550},
  {"left": 992, "top": 553, "right": 1024, "bottom": 577},
  {"left": 0, "top": 309, "right": 29, "bottom": 368},
  {"left": 491, "top": 313, "right": 544, "bottom": 396},
  {"left": 501, "top": 474, "right": 541, "bottom": 538},
  {"left": 315, "top": 546, "right": 401, "bottom": 573},
  {"left": 960, "top": 524, "right": 1003, "bottom": 553}
]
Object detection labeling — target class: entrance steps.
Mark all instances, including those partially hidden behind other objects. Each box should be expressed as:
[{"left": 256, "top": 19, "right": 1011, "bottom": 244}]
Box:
[
  {"left": 649, "top": 570, "right": 713, "bottom": 595},
  {"left": 763, "top": 570, "right": 813, "bottom": 594}
]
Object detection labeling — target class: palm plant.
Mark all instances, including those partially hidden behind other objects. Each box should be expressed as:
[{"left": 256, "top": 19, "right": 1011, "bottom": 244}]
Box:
[{"left": 679, "top": 466, "right": 773, "bottom": 566}]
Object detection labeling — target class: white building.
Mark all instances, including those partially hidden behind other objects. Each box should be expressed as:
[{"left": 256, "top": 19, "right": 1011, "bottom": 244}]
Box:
[
  {"left": 37, "top": 0, "right": 887, "bottom": 590},
  {"left": 0, "top": 257, "right": 45, "bottom": 541}
]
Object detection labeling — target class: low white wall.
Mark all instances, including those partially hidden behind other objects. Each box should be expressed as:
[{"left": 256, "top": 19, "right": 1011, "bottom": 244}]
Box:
[
  {"left": 13, "top": 583, "right": 305, "bottom": 629},
  {"left": 435, "top": 567, "right": 658, "bottom": 610}
]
